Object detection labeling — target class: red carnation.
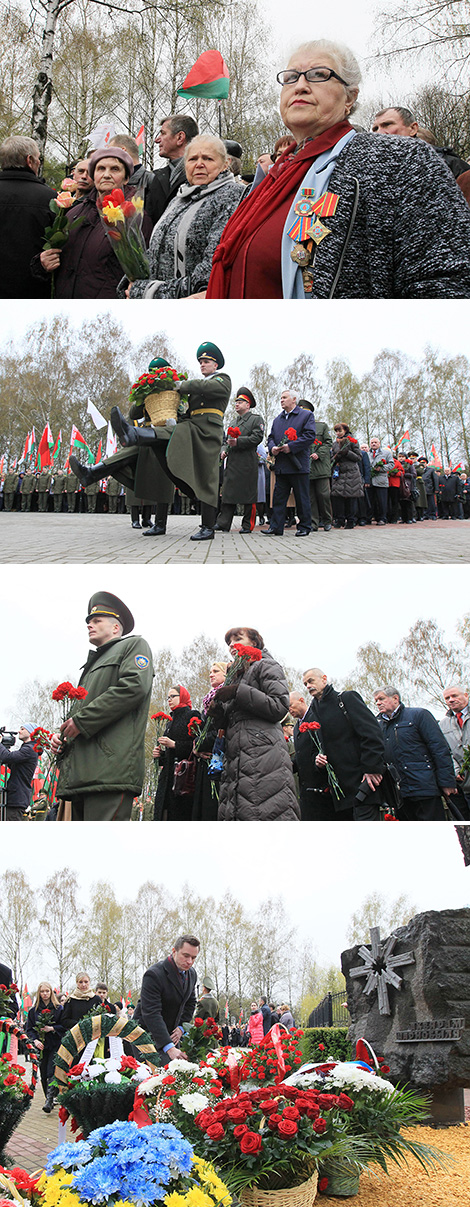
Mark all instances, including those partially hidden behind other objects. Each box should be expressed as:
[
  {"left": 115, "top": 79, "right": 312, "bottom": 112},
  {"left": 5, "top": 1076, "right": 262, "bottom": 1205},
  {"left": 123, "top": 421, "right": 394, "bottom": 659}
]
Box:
[
  {"left": 230, "top": 643, "right": 263, "bottom": 662},
  {"left": 299, "top": 721, "right": 321, "bottom": 732},
  {"left": 69, "top": 1063, "right": 85, "bottom": 1076},
  {"left": 162, "top": 1075, "right": 176, "bottom": 1085},
  {"left": 70, "top": 686, "right": 88, "bottom": 700},
  {"left": 120, "top": 1056, "right": 138, "bottom": 1071},
  {"left": 318, "top": 1043, "right": 325, "bottom": 1051},
  {"left": 239, "top": 1131, "right": 263, "bottom": 1154},
  {"left": 278, "top": 1118, "right": 298, "bottom": 1137},
  {"left": 151, "top": 711, "right": 171, "bottom": 721},
  {"left": 227, "top": 426, "right": 241, "bottom": 438},
  {"left": 284, "top": 427, "right": 297, "bottom": 441}
]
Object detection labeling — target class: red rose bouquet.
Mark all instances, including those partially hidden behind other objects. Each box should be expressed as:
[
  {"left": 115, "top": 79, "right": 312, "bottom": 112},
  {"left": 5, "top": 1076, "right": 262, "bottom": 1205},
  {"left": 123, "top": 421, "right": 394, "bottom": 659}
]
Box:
[
  {"left": 191, "top": 1082, "right": 365, "bottom": 1194},
  {"left": 180, "top": 1017, "right": 223, "bottom": 1062},
  {"left": 238, "top": 1027, "right": 304, "bottom": 1087},
  {"left": 0, "top": 983, "right": 18, "bottom": 1018},
  {"left": 298, "top": 721, "right": 344, "bottom": 800},
  {"left": 97, "top": 186, "right": 149, "bottom": 280},
  {"left": 129, "top": 366, "right": 188, "bottom": 406}
]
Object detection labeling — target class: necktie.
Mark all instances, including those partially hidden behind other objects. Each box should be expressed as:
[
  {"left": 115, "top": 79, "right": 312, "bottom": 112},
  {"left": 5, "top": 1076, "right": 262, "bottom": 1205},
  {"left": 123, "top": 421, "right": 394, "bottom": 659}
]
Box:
[{"left": 456, "top": 712, "right": 464, "bottom": 729}]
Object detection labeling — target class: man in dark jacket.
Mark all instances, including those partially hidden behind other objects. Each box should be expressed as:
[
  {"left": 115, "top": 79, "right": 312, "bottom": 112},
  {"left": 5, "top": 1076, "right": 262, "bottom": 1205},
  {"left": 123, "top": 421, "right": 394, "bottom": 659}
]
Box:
[
  {"left": 438, "top": 468, "right": 461, "bottom": 518},
  {"left": 418, "top": 457, "right": 439, "bottom": 519},
  {"left": 0, "top": 135, "right": 56, "bottom": 298},
  {"left": 259, "top": 996, "right": 272, "bottom": 1035},
  {"left": 216, "top": 388, "right": 264, "bottom": 532},
  {"left": 264, "top": 391, "right": 316, "bottom": 536},
  {"left": 0, "top": 723, "right": 38, "bottom": 820},
  {"left": 290, "top": 687, "right": 335, "bottom": 821},
  {"left": 301, "top": 668, "right": 386, "bottom": 821},
  {"left": 134, "top": 935, "right": 199, "bottom": 1059},
  {"left": 374, "top": 686, "right": 457, "bottom": 820},
  {"left": 145, "top": 115, "right": 199, "bottom": 225},
  {"left": 51, "top": 591, "right": 153, "bottom": 821}
]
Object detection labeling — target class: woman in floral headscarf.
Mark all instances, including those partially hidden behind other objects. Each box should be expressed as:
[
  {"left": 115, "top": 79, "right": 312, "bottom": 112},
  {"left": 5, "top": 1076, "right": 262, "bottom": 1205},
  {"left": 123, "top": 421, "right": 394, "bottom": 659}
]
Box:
[{"left": 153, "top": 685, "right": 201, "bottom": 821}]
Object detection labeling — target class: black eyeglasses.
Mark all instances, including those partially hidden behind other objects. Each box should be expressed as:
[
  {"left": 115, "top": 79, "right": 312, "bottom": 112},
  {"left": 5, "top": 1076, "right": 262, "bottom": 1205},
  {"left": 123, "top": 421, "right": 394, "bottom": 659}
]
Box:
[{"left": 276, "top": 67, "right": 349, "bottom": 87}]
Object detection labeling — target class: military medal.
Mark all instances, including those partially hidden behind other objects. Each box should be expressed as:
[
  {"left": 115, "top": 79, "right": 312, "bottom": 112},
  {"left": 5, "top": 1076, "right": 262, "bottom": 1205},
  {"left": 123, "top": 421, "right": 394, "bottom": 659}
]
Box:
[
  {"left": 287, "top": 189, "right": 340, "bottom": 291},
  {"left": 290, "top": 242, "right": 312, "bottom": 265},
  {"left": 309, "top": 218, "right": 331, "bottom": 245}
]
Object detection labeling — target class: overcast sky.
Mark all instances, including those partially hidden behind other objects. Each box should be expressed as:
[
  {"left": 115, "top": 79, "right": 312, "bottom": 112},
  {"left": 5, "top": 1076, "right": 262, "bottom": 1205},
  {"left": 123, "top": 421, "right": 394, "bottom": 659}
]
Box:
[
  {"left": 2, "top": 563, "right": 469, "bottom": 719},
  {"left": 1, "top": 299, "right": 468, "bottom": 390},
  {"left": 0, "top": 823, "right": 468, "bottom": 986}
]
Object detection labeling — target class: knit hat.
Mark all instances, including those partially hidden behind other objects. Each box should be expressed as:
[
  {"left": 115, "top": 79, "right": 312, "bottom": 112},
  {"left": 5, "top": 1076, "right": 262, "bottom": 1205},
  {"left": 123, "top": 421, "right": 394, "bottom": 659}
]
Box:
[
  {"left": 88, "top": 146, "right": 134, "bottom": 179},
  {"left": 21, "top": 722, "right": 35, "bottom": 735}
]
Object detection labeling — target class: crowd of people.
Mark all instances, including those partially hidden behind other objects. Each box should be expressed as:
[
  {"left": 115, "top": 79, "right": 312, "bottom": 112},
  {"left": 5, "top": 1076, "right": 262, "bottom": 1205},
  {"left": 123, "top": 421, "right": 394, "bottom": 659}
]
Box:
[
  {"left": 3, "top": 373, "right": 467, "bottom": 542},
  {"left": 2, "top": 590, "right": 469, "bottom": 823},
  {"left": 3, "top": 38, "right": 470, "bottom": 299},
  {"left": 1, "top": 939, "right": 299, "bottom": 1115}
]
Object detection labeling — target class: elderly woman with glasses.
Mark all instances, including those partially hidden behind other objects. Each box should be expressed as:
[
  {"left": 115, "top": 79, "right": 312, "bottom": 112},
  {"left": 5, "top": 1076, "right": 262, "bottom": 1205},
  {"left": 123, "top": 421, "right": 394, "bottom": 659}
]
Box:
[
  {"left": 153, "top": 686, "right": 201, "bottom": 821},
  {"left": 207, "top": 38, "right": 470, "bottom": 298}
]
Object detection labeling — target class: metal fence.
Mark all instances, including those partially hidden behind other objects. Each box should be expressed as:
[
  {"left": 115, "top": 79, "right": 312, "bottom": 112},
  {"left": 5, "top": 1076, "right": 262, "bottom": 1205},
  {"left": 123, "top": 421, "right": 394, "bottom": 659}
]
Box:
[{"left": 308, "top": 991, "right": 349, "bottom": 1028}]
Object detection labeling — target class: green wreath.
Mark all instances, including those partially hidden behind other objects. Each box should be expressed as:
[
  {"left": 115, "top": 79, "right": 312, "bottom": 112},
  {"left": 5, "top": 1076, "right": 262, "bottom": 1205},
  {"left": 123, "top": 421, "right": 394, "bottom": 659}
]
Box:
[{"left": 54, "top": 1013, "right": 161, "bottom": 1138}]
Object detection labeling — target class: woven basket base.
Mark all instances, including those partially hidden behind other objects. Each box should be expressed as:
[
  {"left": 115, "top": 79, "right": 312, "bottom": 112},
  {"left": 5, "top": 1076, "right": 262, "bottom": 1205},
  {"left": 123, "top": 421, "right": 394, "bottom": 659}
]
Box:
[
  {"left": 240, "top": 1172, "right": 318, "bottom": 1207},
  {"left": 144, "top": 389, "right": 180, "bottom": 426}
]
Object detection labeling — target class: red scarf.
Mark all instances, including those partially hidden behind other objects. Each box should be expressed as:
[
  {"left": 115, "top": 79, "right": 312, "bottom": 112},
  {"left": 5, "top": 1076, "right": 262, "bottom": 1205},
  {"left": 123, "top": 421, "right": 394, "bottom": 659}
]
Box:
[
  {"left": 171, "top": 685, "right": 192, "bottom": 710},
  {"left": 206, "top": 121, "right": 352, "bottom": 298}
]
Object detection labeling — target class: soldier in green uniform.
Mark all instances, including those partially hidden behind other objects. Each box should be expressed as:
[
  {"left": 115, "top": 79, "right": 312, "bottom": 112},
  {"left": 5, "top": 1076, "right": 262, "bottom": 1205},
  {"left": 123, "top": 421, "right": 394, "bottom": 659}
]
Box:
[
  {"left": 66, "top": 471, "right": 79, "bottom": 513},
  {"left": 21, "top": 470, "right": 37, "bottom": 511},
  {"left": 71, "top": 345, "right": 231, "bottom": 541},
  {"left": 299, "top": 400, "right": 333, "bottom": 532},
  {"left": 37, "top": 467, "right": 52, "bottom": 512},
  {"left": 51, "top": 591, "right": 154, "bottom": 821},
  {"left": 85, "top": 479, "right": 100, "bottom": 512},
  {"left": 52, "top": 469, "right": 67, "bottom": 512},
  {"left": 196, "top": 976, "right": 219, "bottom": 1020},
  {"left": 105, "top": 476, "right": 121, "bottom": 514},
  {"left": 215, "top": 388, "right": 264, "bottom": 532},
  {"left": 3, "top": 469, "right": 19, "bottom": 511}
]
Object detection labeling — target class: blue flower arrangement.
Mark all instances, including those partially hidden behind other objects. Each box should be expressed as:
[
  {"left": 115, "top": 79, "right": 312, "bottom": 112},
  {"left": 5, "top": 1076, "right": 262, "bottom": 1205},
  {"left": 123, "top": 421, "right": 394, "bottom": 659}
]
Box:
[{"left": 44, "top": 1120, "right": 194, "bottom": 1205}]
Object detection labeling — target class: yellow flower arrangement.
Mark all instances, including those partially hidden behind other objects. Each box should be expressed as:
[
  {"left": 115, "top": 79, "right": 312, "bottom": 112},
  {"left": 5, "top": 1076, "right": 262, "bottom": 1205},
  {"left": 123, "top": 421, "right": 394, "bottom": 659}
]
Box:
[{"left": 37, "top": 1169, "right": 81, "bottom": 1207}]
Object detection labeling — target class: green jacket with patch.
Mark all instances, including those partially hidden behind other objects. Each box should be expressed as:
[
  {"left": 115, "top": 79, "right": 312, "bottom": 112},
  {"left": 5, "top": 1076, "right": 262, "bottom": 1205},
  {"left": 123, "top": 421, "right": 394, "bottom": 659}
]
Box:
[{"left": 57, "top": 635, "right": 154, "bottom": 797}]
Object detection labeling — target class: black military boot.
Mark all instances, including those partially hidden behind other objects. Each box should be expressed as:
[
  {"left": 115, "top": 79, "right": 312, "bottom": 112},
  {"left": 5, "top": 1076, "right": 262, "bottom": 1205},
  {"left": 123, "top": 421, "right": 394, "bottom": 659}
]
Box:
[
  {"left": 42, "top": 1085, "right": 55, "bottom": 1113},
  {"left": 70, "top": 456, "right": 106, "bottom": 488},
  {"left": 143, "top": 506, "right": 168, "bottom": 536}
]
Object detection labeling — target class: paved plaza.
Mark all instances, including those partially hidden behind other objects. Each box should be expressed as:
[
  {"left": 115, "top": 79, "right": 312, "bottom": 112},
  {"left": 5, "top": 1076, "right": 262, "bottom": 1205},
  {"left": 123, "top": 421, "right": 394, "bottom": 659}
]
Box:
[{"left": 1, "top": 512, "right": 469, "bottom": 563}]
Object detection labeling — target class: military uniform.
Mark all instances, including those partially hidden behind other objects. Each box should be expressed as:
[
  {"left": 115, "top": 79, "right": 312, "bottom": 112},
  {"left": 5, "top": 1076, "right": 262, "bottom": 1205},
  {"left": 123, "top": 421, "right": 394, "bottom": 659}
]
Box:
[
  {"left": 164, "top": 372, "right": 232, "bottom": 511},
  {"left": 38, "top": 470, "right": 52, "bottom": 512},
  {"left": 3, "top": 471, "right": 19, "bottom": 511},
  {"left": 66, "top": 472, "right": 79, "bottom": 513},
  {"left": 217, "top": 406, "right": 264, "bottom": 531},
  {"left": 308, "top": 418, "right": 333, "bottom": 529},
  {"left": 85, "top": 479, "right": 99, "bottom": 512},
  {"left": 52, "top": 472, "right": 67, "bottom": 512},
  {"left": 196, "top": 991, "right": 219, "bottom": 1020},
  {"left": 21, "top": 472, "right": 37, "bottom": 511},
  {"left": 56, "top": 592, "right": 154, "bottom": 821}
]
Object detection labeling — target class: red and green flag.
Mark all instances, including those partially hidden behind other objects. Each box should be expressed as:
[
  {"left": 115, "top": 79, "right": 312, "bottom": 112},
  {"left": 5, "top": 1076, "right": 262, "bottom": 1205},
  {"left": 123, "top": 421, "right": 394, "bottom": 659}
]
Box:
[
  {"left": 52, "top": 429, "right": 62, "bottom": 462},
  {"left": 177, "top": 50, "right": 230, "bottom": 100},
  {"left": 36, "top": 422, "right": 53, "bottom": 469},
  {"left": 70, "top": 423, "right": 94, "bottom": 464}
]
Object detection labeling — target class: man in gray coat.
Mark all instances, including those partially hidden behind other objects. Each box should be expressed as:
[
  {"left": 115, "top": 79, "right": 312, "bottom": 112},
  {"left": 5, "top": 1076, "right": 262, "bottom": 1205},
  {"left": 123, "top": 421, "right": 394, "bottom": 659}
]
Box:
[
  {"left": 440, "top": 685, "right": 470, "bottom": 817},
  {"left": 216, "top": 388, "right": 264, "bottom": 532}
]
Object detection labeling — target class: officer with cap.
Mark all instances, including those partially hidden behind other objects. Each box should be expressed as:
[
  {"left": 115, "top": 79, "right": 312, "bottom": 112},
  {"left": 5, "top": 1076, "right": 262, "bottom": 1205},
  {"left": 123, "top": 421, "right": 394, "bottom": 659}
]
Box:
[
  {"left": 196, "top": 976, "right": 219, "bottom": 1020},
  {"left": 215, "top": 387, "right": 264, "bottom": 532},
  {"left": 51, "top": 591, "right": 153, "bottom": 821},
  {"left": 153, "top": 341, "right": 232, "bottom": 540}
]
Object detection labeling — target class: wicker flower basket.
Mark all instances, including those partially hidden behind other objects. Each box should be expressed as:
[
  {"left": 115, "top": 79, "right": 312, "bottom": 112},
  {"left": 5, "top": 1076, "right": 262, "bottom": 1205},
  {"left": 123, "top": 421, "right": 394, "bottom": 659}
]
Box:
[
  {"left": 240, "top": 1172, "right": 318, "bottom": 1207},
  {"left": 144, "top": 389, "right": 180, "bottom": 426}
]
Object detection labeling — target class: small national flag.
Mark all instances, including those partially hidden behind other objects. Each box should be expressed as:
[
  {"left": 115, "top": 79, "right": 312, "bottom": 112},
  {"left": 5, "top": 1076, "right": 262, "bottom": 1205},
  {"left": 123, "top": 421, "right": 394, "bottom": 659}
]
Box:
[
  {"left": 95, "top": 438, "right": 102, "bottom": 465},
  {"left": 430, "top": 443, "right": 442, "bottom": 469},
  {"left": 177, "top": 50, "right": 230, "bottom": 100},
  {"left": 36, "top": 423, "right": 53, "bottom": 469},
  {"left": 52, "top": 429, "right": 62, "bottom": 462},
  {"left": 105, "top": 420, "right": 117, "bottom": 458},
  {"left": 87, "top": 398, "right": 107, "bottom": 429},
  {"left": 70, "top": 423, "right": 94, "bottom": 464},
  {"left": 396, "top": 430, "right": 410, "bottom": 450},
  {"left": 21, "top": 431, "right": 31, "bottom": 464},
  {"left": 135, "top": 124, "right": 145, "bottom": 150}
]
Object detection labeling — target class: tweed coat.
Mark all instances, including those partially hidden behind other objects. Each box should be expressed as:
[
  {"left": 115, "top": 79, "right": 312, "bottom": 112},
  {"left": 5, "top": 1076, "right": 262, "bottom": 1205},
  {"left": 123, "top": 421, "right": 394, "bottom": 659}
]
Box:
[
  {"left": 134, "top": 956, "right": 197, "bottom": 1052},
  {"left": 301, "top": 133, "right": 470, "bottom": 298},
  {"left": 330, "top": 438, "right": 363, "bottom": 498},
  {"left": 221, "top": 410, "right": 264, "bottom": 504},
  {"left": 217, "top": 649, "right": 300, "bottom": 821},
  {"left": 129, "top": 171, "right": 241, "bottom": 298},
  {"left": 56, "top": 634, "right": 154, "bottom": 798}
]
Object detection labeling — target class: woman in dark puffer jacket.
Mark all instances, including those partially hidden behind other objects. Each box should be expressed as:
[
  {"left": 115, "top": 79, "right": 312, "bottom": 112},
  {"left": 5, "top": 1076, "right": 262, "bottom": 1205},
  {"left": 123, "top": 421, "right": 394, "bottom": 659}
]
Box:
[{"left": 215, "top": 627, "right": 300, "bottom": 821}]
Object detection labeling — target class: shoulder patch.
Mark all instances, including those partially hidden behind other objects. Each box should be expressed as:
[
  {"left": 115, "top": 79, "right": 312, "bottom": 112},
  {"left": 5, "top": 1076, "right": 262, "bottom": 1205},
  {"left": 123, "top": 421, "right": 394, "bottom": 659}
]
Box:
[{"left": 135, "top": 655, "right": 150, "bottom": 669}]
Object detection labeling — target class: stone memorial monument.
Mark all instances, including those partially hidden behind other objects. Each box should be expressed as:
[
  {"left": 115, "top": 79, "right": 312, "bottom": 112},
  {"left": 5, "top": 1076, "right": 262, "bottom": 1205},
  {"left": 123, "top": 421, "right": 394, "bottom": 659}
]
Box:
[{"left": 341, "top": 908, "right": 470, "bottom": 1124}]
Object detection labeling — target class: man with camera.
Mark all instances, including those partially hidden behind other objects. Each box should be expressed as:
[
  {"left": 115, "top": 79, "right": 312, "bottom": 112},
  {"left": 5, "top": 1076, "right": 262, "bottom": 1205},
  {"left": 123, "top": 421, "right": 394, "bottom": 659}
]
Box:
[{"left": 0, "top": 723, "right": 38, "bottom": 820}]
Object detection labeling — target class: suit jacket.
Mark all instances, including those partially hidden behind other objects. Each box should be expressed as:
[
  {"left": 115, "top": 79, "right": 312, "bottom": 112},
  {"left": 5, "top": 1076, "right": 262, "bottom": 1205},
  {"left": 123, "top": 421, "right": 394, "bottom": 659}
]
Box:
[
  {"left": 135, "top": 956, "right": 197, "bottom": 1051},
  {"left": 267, "top": 406, "right": 316, "bottom": 474},
  {"left": 146, "top": 160, "right": 187, "bottom": 226}
]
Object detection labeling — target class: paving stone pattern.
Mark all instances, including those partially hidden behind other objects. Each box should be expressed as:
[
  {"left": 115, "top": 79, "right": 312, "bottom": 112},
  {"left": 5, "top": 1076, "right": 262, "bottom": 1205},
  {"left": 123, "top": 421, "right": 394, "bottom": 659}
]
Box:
[{"left": 1, "top": 514, "right": 469, "bottom": 564}]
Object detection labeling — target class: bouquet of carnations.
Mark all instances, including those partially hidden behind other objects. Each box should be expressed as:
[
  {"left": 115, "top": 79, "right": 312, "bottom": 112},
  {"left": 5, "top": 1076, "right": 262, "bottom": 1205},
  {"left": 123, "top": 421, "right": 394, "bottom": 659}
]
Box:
[
  {"left": 38, "top": 1119, "right": 231, "bottom": 1207},
  {"left": 97, "top": 186, "right": 149, "bottom": 280},
  {"left": 298, "top": 720, "right": 343, "bottom": 800}
]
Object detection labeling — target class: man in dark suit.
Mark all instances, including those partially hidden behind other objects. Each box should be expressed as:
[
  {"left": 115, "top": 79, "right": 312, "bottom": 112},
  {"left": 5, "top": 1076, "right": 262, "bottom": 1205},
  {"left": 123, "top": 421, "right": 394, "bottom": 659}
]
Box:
[
  {"left": 146, "top": 115, "right": 199, "bottom": 226},
  {"left": 134, "top": 935, "right": 199, "bottom": 1060},
  {"left": 0, "top": 136, "right": 56, "bottom": 298},
  {"left": 0, "top": 724, "right": 38, "bottom": 820},
  {"left": 264, "top": 390, "right": 316, "bottom": 536}
]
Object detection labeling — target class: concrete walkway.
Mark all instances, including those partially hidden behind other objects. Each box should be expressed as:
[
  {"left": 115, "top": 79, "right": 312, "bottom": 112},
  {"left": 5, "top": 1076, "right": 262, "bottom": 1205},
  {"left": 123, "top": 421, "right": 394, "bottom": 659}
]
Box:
[{"left": 1, "top": 513, "right": 469, "bottom": 563}]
